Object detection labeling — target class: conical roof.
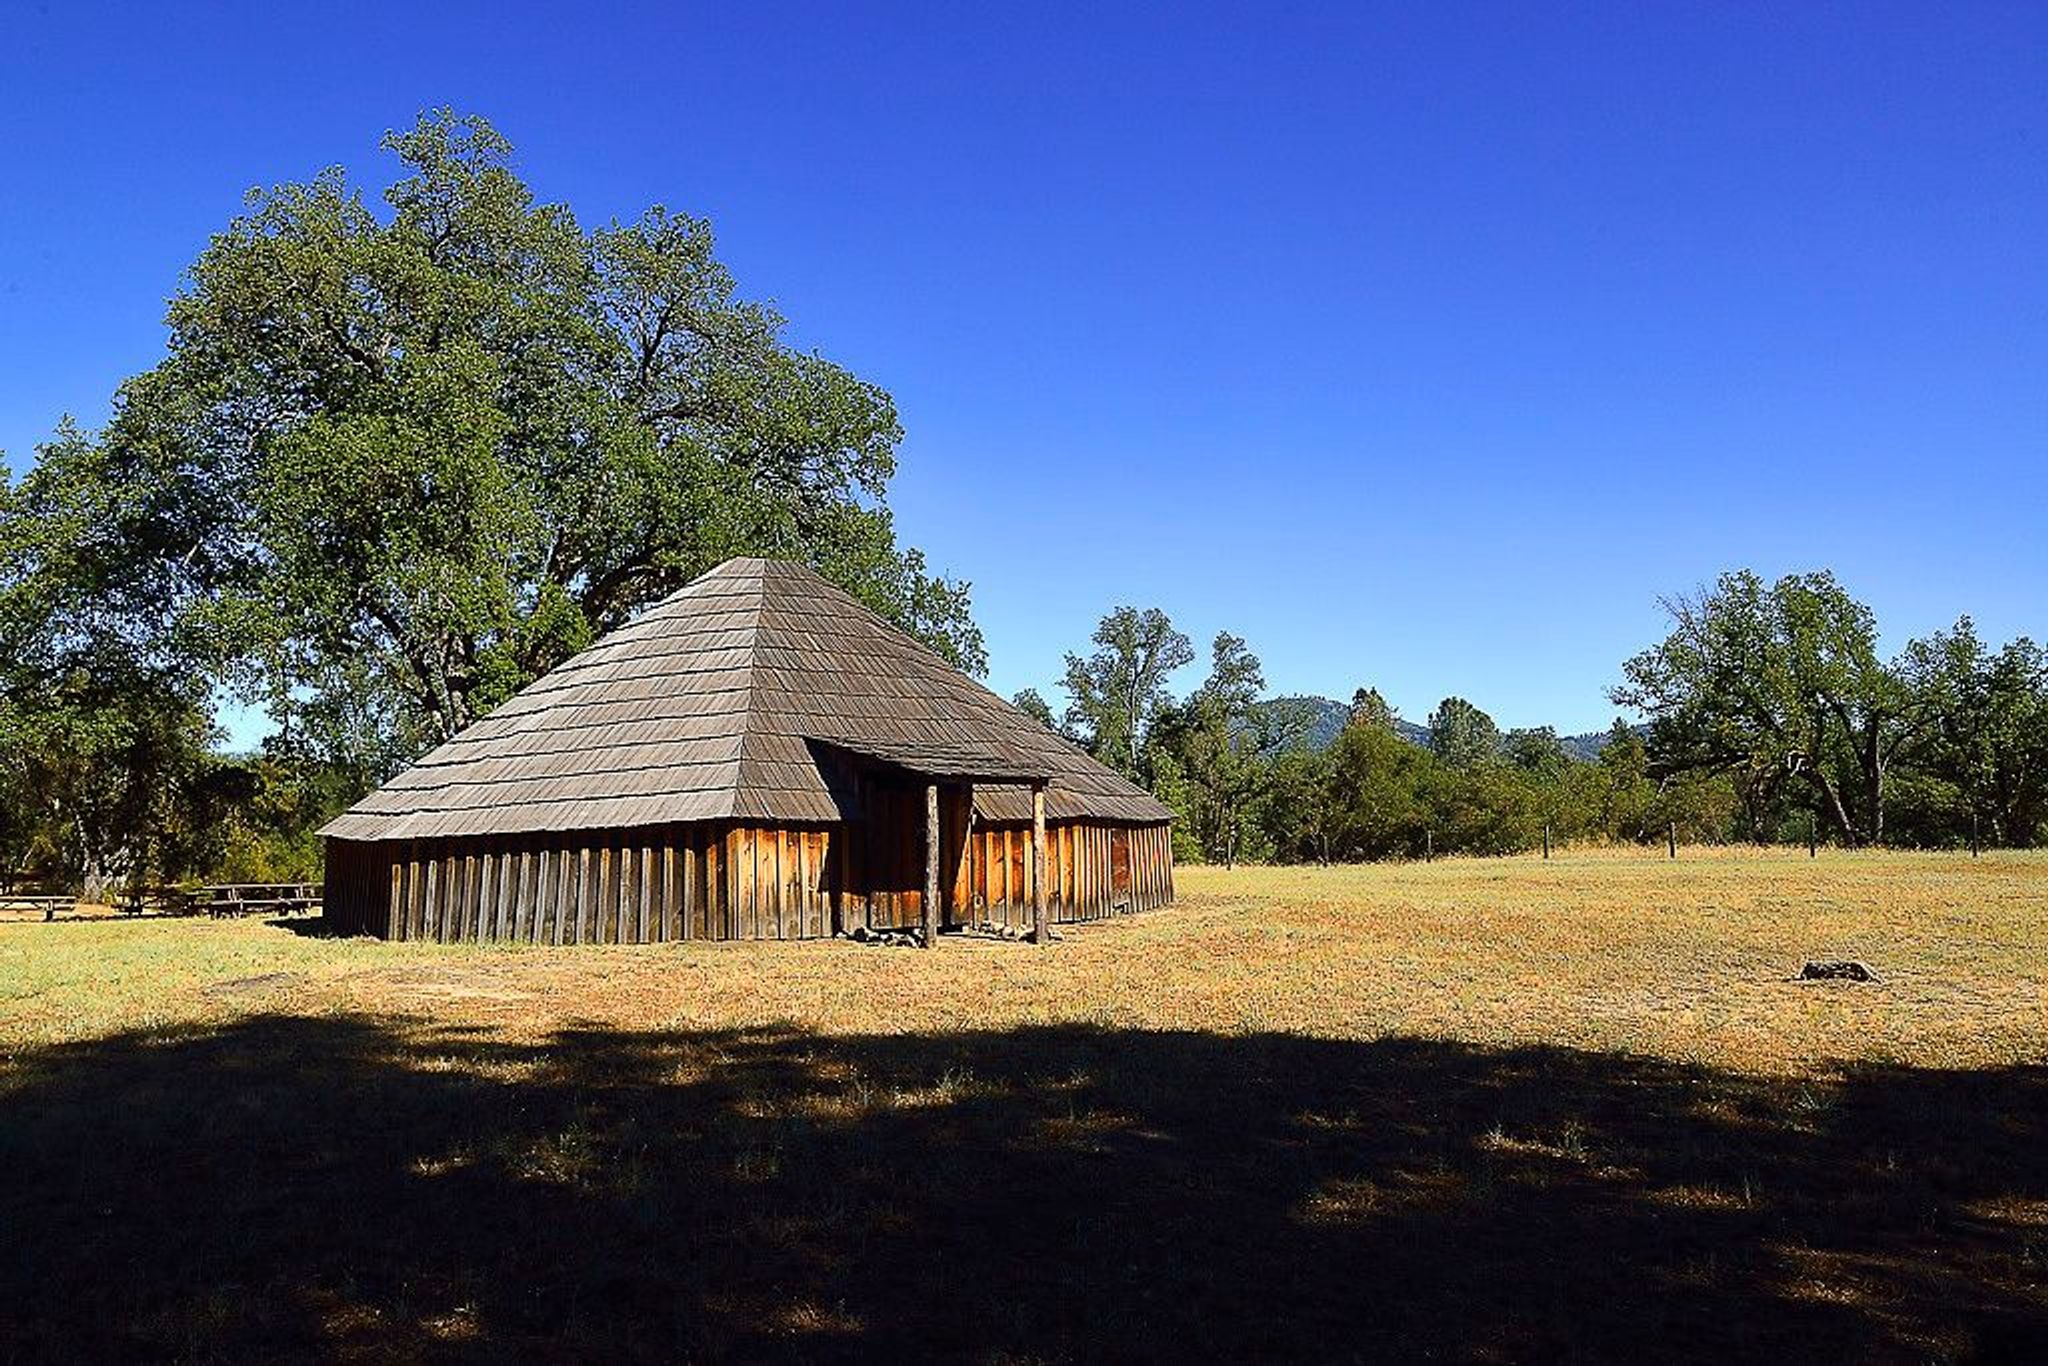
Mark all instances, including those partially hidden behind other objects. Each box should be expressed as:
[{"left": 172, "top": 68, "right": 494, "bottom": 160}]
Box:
[{"left": 322, "top": 558, "right": 1171, "bottom": 841}]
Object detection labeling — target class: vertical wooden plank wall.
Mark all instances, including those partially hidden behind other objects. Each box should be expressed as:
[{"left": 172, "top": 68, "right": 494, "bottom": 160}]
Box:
[
  {"left": 963, "top": 821, "right": 1174, "bottom": 929},
  {"left": 837, "top": 780, "right": 935, "bottom": 934},
  {"left": 325, "top": 824, "right": 835, "bottom": 944},
  {"left": 324, "top": 819, "right": 1171, "bottom": 942}
]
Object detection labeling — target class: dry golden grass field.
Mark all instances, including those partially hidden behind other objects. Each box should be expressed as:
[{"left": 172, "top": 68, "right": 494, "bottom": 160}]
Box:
[{"left": 3, "top": 849, "right": 2044, "bottom": 1362}]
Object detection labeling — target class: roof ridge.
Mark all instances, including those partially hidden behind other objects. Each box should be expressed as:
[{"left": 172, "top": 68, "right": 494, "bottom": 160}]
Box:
[
  {"left": 729, "top": 566, "right": 777, "bottom": 796},
  {"left": 745, "top": 557, "right": 1164, "bottom": 801}
]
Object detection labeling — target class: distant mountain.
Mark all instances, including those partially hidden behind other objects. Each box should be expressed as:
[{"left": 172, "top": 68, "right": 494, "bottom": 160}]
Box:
[
  {"left": 1264, "top": 695, "right": 1350, "bottom": 749},
  {"left": 1260, "top": 695, "right": 1421, "bottom": 750},
  {"left": 1558, "top": 729, "right": 1617, "bottom": 763},
  {"left": 1261, "top": 695, "right": 1620, "bottom": 761}
]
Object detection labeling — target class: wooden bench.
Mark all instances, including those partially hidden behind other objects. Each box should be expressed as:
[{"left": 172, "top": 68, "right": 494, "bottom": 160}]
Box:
[{"left": 198, "top": 883, "right": 323, "bottom": 918}]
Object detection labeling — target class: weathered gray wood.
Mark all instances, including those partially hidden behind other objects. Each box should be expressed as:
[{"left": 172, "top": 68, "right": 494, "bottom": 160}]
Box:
[
  {"left": 603, "top": 842, "right": 621, "bottom": 943},
  {"left": 923, "top": 783, "right": 940, "bottom": 947},
  {"left": 542, "top": 847, "right": 560, "bottom": 945},
  {"left": 424, "top": 857, "right": 441, "bottom": 940},
  {"left": 387, "top": 857, "right": 402, "bottom": 938},
  {"left": 1032, "top": 784, "right": 1049, "bottom": 945},
  {"left": 515, "top": 847, "right": 529, "bottom": 944},
  {"left": 831, "top": 826, "right": 848, "bottom": 937},
  {"left": 576, "top": 845, "right": 594, "bottom": 944},
  {"left": 660, "top": 839, "right": 677, "bottom": 942},
  {"left": 409, "top": 851, "right": 426, "bottom": 940},
  {"left": 639, "top": 839, "right": 654, "bottom": 942},
  {"left": 683, "top": 834, "right": 700, "bottom": 940}
]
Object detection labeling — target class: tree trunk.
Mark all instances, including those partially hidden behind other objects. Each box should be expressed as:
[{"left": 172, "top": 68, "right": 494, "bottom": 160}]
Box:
[
  {"left": 1808, "top": 766, "right": 1861, "bottom": 847},
  {"left": 80, "top": 854, "right": 109, "bottom": 906}
]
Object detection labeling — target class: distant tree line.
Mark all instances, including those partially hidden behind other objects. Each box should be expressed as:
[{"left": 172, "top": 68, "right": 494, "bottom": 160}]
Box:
[{"left": 1037, "top": 570, "right": 2046, "bottom": 864}]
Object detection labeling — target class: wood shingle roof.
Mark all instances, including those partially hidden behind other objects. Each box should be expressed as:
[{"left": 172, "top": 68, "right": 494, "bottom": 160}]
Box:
[{"left": 322, "top": 558, "right": 1172, "bottom": 841}]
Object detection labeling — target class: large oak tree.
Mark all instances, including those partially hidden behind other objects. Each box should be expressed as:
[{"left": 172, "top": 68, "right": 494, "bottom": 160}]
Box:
[
  {"left": 1612, "top": 570, "right": 1924, "bottom": 846},
  {"left": 39, "top": 111, "right": 982, "bottom": 775}
]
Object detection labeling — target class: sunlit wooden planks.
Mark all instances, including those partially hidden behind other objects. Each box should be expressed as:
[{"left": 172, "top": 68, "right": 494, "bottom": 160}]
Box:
[
  {"left": 321, "top": 815, "right": 1172, "bottom": 943},
  {"left": 954, "top": 819, "right": 1174, "bottom": 926}
]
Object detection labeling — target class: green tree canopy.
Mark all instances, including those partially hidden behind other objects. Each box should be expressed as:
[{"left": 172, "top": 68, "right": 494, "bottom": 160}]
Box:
[
  {"left": 1326, "top": 717, "right": 1432, "bottom": 859},
  {"left": 1502, "top": 726, "right": 1569, "bottom": 777},
  {"left": 0, "top": 425, "right": 240, "bottom": 891},
  {"left": 1900, "top": 618, "right": 2048, "bottom": 846},
  {"left": 1427, "top": 696, "right": 1500, "bottom": 769},
  {"left": 45, "top": 110, "right": 981, "bottom": 775},
  {"left": 1347, "top": 687, "right": 1399, "bottom": 732},
  {"left": 1612, "top": 570, "right": 1923, "bottom": 845},
  {"left": 1060, "top": 606, "right": 1193, "bottom": 778},
  {"left": 1163, "top": 632, "right": 1277, "bottom": 867},
  {"left": 1009, "top": 687, "right": 1057, "bottom": 729}
]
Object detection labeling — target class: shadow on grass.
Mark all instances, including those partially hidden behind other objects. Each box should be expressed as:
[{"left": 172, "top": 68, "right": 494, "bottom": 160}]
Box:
[
  {"left": 263, "top": 913, "right": 341, "bottom": 938},
  {"left": 0, "top": 909, "right": 195, "bottom": 926},
  {"left": 1, "top": 1015, "right": 2043, "bottom": 1362}
]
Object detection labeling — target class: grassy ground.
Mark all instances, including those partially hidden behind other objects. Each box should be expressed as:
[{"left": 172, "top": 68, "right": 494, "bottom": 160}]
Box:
[{"left": 2, "top": 849, "right": 2044, "bottom": 1361}]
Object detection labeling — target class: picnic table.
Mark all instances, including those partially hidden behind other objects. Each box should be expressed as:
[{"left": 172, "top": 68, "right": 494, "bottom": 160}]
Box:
[
  {"left": 198, "top": 883, "right": 323, "bottom": 918},
  {"left": 117, "top": 885, "right": 198, "bottom": 916},
  {"left": 0, "top": 891, "right": 78, "bottom": 921}
]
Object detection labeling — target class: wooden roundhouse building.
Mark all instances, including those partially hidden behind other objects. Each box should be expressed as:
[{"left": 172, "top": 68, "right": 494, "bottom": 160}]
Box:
[{"left": 321, "top": 558, "right": 1173, "bottom": 944}]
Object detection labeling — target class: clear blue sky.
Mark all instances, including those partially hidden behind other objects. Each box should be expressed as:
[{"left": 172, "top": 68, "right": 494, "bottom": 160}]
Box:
[{"left": 3, "top": 2, "right": 2043, "bottom": 745}]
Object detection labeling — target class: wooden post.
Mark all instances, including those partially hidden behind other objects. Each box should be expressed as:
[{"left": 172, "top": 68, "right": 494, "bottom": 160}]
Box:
[
  {"left": 1542, "top": 822, "right": 1551, "bottom": 860},
  {"left": 922, "top": 782, "right": 940, "bottom": 948},
  {"left": 1971, "top": 811, "right": 1980, "bottom": 859},
  {"left": 1424, "top": 829, "right": 1433, "bottom": 863},
  {"left": 1032, "top": 782, "right": 1049, "bottom": 945},
  {"left": 1808, "top": 813, "right": 1817, "bottom": 859},
  {"left": 1667, "top": 821, "right": 1677, "bottom": 859}
]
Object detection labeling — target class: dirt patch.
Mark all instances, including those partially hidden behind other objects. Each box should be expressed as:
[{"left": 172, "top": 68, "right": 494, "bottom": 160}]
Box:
[
  {"left": 206, "top": 972, "right": 303, "bottom": 997},
  {"left": 405, "top": 984, "right": 534, "bottom": 1003},
  {"left": 339, "top": 966, "right": 535, "bottom": 1004}
]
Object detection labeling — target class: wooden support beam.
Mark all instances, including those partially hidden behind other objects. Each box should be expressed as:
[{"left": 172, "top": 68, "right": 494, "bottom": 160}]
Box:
[
  {"left": 923, "top": 782, "right": 940, "bottom": 948},
  {"left": 1032, "top": 783, "right": 1049, "bottom": 945}
]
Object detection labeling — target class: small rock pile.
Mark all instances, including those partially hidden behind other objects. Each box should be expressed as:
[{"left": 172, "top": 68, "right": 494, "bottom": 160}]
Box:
[
  {"left": 838, "top": 922, "right": 1062, "bottom": 946},
  {"left": 841, "top": 925, "right": 925, "bottom": 948},
  {"left": 962, "top": 920, "right": 1031, "bottom": 941},
  {"left": 1798, "top": 959, "right": 1880, "bottom": 983}
]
